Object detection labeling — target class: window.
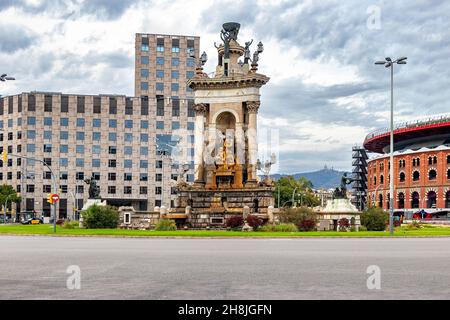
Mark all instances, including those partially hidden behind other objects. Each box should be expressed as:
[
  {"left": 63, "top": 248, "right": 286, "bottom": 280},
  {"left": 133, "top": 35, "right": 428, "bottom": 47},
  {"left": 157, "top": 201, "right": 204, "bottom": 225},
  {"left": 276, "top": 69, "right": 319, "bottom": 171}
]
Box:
[
  {"left": 60, "top": 118, "right": 69, "bottom": 126},
  {"left": 76, "top": 172, "right": 84, "bottom": 180},
  {"left": 125, "top": 120, "right": 133, "bottom": 128},
  {"left": 157, "top": 95, "right": 164, "bottom": 115},
  {"left": 156, "top": 70, "right": 164, "bottom": 78},
  {"left": 77, "top": 96, "right": 85, "bottom": 113},
  {"left": 76, "top": 132, "right": 85, "bottom": 140},
  {"left": 93, "top": 119, "right": 101, "bottom": 127},
  {"left": 140, "top": 160, "right": 148, "bottom": 168},
  {"left": 141, "top": 56, "right": 149, "bottom": 64},
  {"left": 140, "top": 133, "right": 148, "bottom": 142},
  {"left": 125, "top": 98, "right": 133, "bottom": 115},
  {"left": 76, "top": 158, "right": 84, "bottom": 167},
  {"left": 124, "top": 160, "right": 132, "bottom": 168},
  {"left": 141, "top": 120, "right": 149, "bottom": 129},
  {"left": 43, "top": 185, "right": 52, "bottom": 193},
  {"left": 43, "top": 144, "right": 52, "bottom": 153},
  {"left": 141, "top": 44, "right": 149, "bottom": 51},
  {"left": 108, "top": 146, "right": 117, "bottom": 154},
  {"left": 28, "top": 95, "right": 36, "bottom": 111},
  {"left": 124, "top": 186, "right": 132, "bottom": 194},
  {"left": 156, "top": 121, "right": 164, "bottom": 130},
  {"left": 26, "top": 185, "right": 35, "bottom": 193},
  {"left": 27, "top": 117, "right": 36, "bottom": 125},
  {"left": 188, "top": 100, "right": 195, "bottom": 117},
  {"left": 8, "top": 119, "right": 12, "bottom": 128},
  {"left": 447, "top": 155, "right": 450, "bottom": 164},
  {"left": 187, "top": 122, "right": 194, "bottom": 130},
  {"left": 124, "top": 173, "right": 132, "bottom": 181},
  {"left": 109, "top": 119, "right": 117, "bottom": 128},
  {"left": 156, "top": 82, "right": 164, "bottom": 91},
  {"left": 93, "top": 132, "right": 101, "bottom": 141},
  {"left": 109, "top": 133, "right": 117, "bottom": 141},
  {"left": 76, "top": 118, "right": 85, "bottom": 127},
  {"left": 93, "top": 97, "right": 101, "bottom": 113},
  {"left": 141, "top": 69, "right": 149, "bottom": 77},
  {"left": 429, "top": 169, "right": 437, "bottom": 180},
  {"left": 171, "top": 58, "right": 179, "bottom": 66},
  {"left": 156, "top": 160, "right": 163, "bottom": 169},
  {"left": 27, "top": 130, "right": 36, "bottom": 139},
  {"left": 124, "top": 146, "right": 132, "bottom": 155},
  {"left": 76, "top": 185, "right": 84, "bottom": 193},
  {"left": 140, "top": 82, "right": 148, "bottom": 90},
  {"left": 60, "top": 172, "right": 68, "bottom": 180},
  {"left": 156, "top": 57, "right": 164, "bottom": 65},
  {"left": 141, "top": 96, "right": 148, "bottom": 115},
  {"left": 155, "top": 187, "right": 162, "bottom": 195},
  {"left": 109, "top": 98, "right": 117, "bottom": 114},
  {"left": 140, "top": 147, "right": 148, "bottom": 155},
  {"left": 124, "top": 133, "right": 133, "bottom": 142},
  {"left": 92, "top": 159, "right": 101, "bottom": 167},
  {"left": 108, "top": 159, "right": 116, "bottom": 168},
  {"left": 172, "top": 98, "right": 180, "bottom": 116},
  {"left": 92, "top": 145, "right": 101, "bottom": 154},
  {"left": 60, "top": 185, "right": 68, "bottom": 194},
  {"left": 140, "top": 173, "right": 148, "bottom": 181},
  {"left": 44, "top": 117, "right": 52, "bottom": 126},
  {"left": 60, "top": 145, "right": 68, "bottom": 153},
  {"left": 380, "top": 175, "right": 384, "bottom": 184},
  {"left": 171, "top": 70, "right": 179, "bottom": 79},
  {"left": 140, "top": 186, "right": 148, "bottom": 195},
  {"left": 171, "top": 83, "right": 179, "bottom": 91},
  {"left": 108, "top": 173, "right": 116, "bottom": 181},
  {"left": 172, "top": 122, "right": 180, "bottom": 130},
  {"left": 186, "top": 71, "right": 194, "bottom": 79},
  {"left": 27, "top": 144, "right": 35, "bottom": 153},
  {"left": 108, "top": 186, "right": 116, "bottom": 194},
  {"left": 60, "top": 158, "right": 68, "bottom": 167},
  {"left": 76, "top": 146, "right": 85, "bottom": 155},
  {"left": 187, "top": 58, "right": 195, "bottom": 67},
  {"left": 413, "top": 171, "right": 420, "bottom": 181},
  {"left": 399, "top": 172, "right": 405, "bottom": 182}
]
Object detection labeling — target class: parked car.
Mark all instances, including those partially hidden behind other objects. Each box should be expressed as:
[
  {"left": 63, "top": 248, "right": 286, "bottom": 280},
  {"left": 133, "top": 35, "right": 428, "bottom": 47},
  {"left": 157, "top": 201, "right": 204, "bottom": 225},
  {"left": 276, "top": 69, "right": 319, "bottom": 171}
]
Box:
[{"left": 21, "top": 217, "right": 44, "bottom": 225}]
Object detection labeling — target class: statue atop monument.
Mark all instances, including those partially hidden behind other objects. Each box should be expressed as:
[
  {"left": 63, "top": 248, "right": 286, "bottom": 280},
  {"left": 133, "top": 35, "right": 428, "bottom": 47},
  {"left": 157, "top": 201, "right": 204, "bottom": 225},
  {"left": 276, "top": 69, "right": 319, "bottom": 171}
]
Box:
[
  {"left": 220, "top": 22, "right": 240, "bottom": 59},
  {"left": 84, "top": 175, "right": 101, "bottom": 199},
  {"left": 333, "top": 173, "right": 356, "bottom": 199}
]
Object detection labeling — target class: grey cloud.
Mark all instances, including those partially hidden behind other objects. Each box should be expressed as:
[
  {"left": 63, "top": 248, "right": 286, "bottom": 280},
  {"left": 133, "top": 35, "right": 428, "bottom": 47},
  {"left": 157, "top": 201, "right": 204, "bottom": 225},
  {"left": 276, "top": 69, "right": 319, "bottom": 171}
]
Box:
[{"left": 0, "top": 24, "right": 36, "bottom": 53}]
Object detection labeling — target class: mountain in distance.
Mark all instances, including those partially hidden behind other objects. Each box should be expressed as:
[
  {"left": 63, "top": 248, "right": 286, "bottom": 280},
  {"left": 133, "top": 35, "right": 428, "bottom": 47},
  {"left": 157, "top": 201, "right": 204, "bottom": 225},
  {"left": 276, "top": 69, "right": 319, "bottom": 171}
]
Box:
[{"left": 270, "top": 166, "right": 348, "bottom": 189}]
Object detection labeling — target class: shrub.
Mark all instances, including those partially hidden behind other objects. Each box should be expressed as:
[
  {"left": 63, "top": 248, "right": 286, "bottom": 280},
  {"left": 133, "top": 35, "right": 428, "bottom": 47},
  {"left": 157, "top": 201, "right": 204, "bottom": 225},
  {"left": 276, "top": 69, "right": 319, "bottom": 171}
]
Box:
[
  {"left": 279, "top": 207, "right": 317, "bottom": 231},
  {"left": 393, "top": 219, "right": 401, "bottom": 228},
  {"left": 338, "top": 218, "right": 350, "bottom": 232},
  {"left": 406, "top": 220, "right": 423, "bottom": 230},
  {"left": 154, "top": 219, "right": 177, "bottom": 231},
  {"left": 226, "top": 215, "right": 244, "bottom": 229},
  {"left": 360, "top": 207, "right": 389, "bottom": 231},
  {"left": 359, "top": 225, "right": 367, "bottom": 232},
  {"left": 62, "top": 221, "right": 79, "bottom": 229},
  {"left": 260, "top": 223, "right": 298, "bottom": 232},
  {"left": 81, "top": 204, "right": 119, "bottom": 229},
  {"left": 246, "top": 215, "right": 264, "bottom": 230}
]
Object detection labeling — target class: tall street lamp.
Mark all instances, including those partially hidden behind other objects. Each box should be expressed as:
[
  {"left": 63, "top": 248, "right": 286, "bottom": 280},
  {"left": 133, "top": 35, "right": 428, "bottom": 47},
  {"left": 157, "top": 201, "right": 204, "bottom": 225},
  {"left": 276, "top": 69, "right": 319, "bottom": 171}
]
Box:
[
  {"left": 0, "top": 74, "right": 15, "bottom": 82},
  {"left": 375, "top": 56, "right": 407, "bottom": 235}
]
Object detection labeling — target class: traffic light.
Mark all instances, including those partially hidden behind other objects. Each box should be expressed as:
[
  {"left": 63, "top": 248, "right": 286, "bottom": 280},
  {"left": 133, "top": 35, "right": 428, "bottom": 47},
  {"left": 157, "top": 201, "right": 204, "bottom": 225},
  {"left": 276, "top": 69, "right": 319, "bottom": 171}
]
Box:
[
  {"left": 47, "top": 193, "right": 53, "bottom": 204},
  {"left": 1, "top": 150, "right": 6, "bottom": 162}
]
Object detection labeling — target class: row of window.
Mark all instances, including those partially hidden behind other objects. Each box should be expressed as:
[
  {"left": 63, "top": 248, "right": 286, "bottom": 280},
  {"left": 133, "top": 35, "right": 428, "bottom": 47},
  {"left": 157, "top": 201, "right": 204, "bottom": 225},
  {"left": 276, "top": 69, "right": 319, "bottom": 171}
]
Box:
[
  {"left": 13, "top": 184, "right": 178, "bottom": 195},
  {"left": 140, "top": 69, "right": 195, "bottom": 79},
  {"left": 372, "top": 169, "right": 450, "bottom": 185},
  {"left": 372, "top": 155, "right": 450, "bottom": 171},
  {"left": 140, "top": 56, "right": 195, "bottom": 67},
  {"left": 141, "top": 82, "right": 193, "bottom": 92},
  {"left": 0, "top": 95, "right": 194, "bottom": 116}
]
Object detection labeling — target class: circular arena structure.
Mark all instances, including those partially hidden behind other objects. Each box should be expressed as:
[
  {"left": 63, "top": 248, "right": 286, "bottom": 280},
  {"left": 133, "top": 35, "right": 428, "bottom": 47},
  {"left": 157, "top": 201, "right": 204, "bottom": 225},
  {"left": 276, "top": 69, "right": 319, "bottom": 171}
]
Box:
[{"left": 363, "top": 114, "right": 450, "bottom": 219}]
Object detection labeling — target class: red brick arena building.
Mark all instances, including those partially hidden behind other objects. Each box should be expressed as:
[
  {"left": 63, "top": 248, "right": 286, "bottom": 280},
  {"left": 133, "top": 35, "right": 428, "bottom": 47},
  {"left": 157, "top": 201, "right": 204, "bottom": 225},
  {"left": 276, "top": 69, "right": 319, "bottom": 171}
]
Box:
[{"left": 364, "top": 114, "right": 450, "bottom": 219}]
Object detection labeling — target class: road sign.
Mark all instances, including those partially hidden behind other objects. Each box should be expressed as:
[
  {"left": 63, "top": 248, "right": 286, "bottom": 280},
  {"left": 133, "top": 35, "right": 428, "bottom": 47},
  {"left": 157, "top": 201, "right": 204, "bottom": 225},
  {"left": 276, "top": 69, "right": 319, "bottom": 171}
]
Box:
[{"left": 51, "top": 194, "right": 60, "bottom": 203}]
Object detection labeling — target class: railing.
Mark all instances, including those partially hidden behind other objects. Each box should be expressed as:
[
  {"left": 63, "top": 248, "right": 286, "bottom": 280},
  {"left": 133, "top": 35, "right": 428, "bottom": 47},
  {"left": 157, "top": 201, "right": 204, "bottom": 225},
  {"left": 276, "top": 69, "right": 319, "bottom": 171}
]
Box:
[{"left": 365, "top": 113, "right": 450, "bottom": 142}]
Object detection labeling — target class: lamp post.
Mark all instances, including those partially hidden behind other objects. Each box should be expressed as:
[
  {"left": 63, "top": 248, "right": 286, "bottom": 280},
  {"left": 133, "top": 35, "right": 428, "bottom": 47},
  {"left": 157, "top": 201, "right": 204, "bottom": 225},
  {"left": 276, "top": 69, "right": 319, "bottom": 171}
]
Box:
[{"left": 375, "top": 56, "right": 407, "bottom": 236}]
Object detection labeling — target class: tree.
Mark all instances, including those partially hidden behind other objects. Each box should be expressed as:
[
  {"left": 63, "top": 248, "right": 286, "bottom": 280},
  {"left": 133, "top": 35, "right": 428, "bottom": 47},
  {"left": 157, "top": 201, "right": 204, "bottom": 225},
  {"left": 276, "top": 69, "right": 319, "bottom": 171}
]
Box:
[
  {"left": 274, "top": 176, "right": 319, "bottom": 208},
  {"left": 0, "top": 184, "right": 21, "bottom": 217}
]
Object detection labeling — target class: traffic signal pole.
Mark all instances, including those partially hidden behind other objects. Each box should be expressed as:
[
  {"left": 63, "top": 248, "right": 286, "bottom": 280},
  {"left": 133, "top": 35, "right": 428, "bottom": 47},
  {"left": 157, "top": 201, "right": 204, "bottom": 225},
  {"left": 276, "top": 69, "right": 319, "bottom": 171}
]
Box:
[{"left": 3, "top": 151, "right": 58, "bottom": 233}]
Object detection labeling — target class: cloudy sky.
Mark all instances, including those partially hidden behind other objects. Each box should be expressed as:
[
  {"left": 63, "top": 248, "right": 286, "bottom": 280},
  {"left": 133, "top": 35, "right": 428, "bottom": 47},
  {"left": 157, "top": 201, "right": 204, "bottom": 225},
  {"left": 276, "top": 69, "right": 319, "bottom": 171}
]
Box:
[{"left": 1, "top": 0, "right": 449, "bottom": 174}]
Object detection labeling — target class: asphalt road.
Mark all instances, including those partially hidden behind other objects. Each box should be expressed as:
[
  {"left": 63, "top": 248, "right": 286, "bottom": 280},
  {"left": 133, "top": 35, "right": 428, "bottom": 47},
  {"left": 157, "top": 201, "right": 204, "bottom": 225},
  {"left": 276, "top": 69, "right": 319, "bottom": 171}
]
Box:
[{"left": 1, "top": 236, "right": 450, "bottom": 300}]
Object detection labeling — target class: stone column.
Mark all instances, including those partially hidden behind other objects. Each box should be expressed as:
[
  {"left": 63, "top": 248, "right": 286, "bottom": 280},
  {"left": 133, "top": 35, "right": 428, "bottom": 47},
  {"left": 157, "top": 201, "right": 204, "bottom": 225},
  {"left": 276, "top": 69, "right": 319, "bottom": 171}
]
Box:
[
  {"left": 246, "top": 101, "right": 260, "bottom": 185},
  {"left": 193, "top": 103, "right": 207, "bottom": 184}
]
